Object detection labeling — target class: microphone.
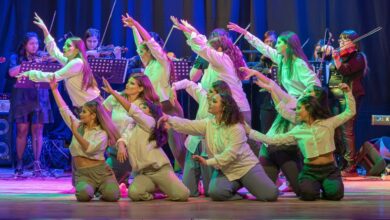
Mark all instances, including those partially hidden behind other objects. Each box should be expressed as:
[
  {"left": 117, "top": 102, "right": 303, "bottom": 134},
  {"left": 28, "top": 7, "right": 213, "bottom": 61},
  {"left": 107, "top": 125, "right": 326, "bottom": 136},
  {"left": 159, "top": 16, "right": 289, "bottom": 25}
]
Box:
[{"left": 58, "top": 32, "right": 74, "bottom": 43}]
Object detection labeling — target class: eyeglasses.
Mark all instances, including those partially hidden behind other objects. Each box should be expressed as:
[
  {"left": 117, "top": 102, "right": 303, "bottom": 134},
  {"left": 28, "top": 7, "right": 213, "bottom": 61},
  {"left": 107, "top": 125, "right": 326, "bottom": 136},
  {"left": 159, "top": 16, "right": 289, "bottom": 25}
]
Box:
[{"left": 338, "top": 39, "right": 351, "bottom": 43}]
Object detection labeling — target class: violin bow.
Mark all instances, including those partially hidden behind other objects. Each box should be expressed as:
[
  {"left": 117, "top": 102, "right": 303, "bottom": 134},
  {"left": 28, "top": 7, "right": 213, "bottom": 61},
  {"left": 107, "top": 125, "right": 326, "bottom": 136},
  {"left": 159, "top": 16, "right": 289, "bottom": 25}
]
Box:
[
  {"left": 334, "top": 26, "right": 382, "bottom": 51},
  {"left": 163, "top": 25, "right": 176, "bottom": 49},
  {"left": 301, "top": 38, "right": 310, "bottom": 49},
  {"left": 233, "top": 23, "right": 251, "bottom": 45},
  {"left": 99, "top": 0, "right": 117, "bottom": 49},
  {"left": 318, "top": 29, "right": 333, "bottom": 77},
  {"left": 43, "top": 10, "right": 56, "bottom": 53}
]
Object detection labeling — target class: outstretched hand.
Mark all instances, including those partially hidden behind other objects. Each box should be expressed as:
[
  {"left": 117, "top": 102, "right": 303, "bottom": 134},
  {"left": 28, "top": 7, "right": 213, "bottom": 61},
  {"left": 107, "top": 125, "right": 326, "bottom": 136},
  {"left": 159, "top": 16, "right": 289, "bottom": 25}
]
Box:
[
  {"left": 170, "top": 16, "right": 191, "bottom": 34},
  {"left": 157, "top": 114, "right": 170, "bottom": 129},
  {"left": 49, "top": 75, "right": 58, "bottom": 90},
  {"left": 101, "top": 77, "right": 115, "bottom": 94},
  {"left": 192, "top": 155, "right": 207, "bottom": 165},
  {"left": 33, "top": 12, "right": 48, "bottom": 32},
  {"left": 122, "top": 13, "right": 137, "bottom": 28},
  {"left": 170, "top": 16, "right": 180, "bottom": 27},
  {"left": 181, "top": 19, "right": 199, "bottom": 34},
  {"left": 116, "top": 142, "right": 128, "bottom": 163},
  {"left": 227, "top": 22, "right": 247, "bottom": 35},
  {"left": 240, "top": 67, "right": 268, "bottom": 82}
]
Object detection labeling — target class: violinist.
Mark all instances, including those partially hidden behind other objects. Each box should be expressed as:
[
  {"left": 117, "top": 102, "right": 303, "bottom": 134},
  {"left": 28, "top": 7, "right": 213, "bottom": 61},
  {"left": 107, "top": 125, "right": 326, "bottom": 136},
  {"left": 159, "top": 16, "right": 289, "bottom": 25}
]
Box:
[
  {"left": 256, "top": 30, "right": 278, "bottom": 134},
  {"left": 8, "top": 32, "right": 54, "bottom": 177},
  {"left": 312, "top": 39, "right": 333, "bottom": 62},
  {"left": 122, "top": 14, "right": 187, "bottom": 169},
  {"left": 84, "top": 28, "right": 125, "bottom": 59},
  {"left": 331, "top": 30, "right": 368, "bottom": 177}
]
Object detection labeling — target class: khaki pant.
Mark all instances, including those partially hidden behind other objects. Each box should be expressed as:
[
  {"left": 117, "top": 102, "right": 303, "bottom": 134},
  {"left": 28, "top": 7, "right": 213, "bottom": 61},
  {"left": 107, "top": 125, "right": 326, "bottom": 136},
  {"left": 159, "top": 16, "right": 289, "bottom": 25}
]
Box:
[
  {"left": 129, "top": 164, "right": 189, "bottom": 201},
  {"left": 75, "top": 163, "right": 120, "bottom": 202}
]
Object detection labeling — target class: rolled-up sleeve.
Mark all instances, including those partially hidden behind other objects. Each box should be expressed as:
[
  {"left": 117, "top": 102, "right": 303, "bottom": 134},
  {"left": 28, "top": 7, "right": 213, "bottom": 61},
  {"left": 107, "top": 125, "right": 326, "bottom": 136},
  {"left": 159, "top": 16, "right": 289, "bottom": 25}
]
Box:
[
  {"left": 25, "top": 58, "right": 83, "bottom": 82},
  {"left": 168, "top": 116, "right": 207, "bottom": 136},
  {"left": 206, "top": 125, "right": 245, "bottom": 167}
]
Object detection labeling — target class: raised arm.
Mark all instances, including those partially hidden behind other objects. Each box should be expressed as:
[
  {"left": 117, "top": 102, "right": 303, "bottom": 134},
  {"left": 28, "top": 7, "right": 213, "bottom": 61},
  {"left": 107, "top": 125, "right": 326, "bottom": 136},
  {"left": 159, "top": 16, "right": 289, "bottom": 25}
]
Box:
[
  {"left": 172, "top": 79, "right": 206, "bottom": 103},
  {"left": 49, "top": 77, "right": 79, "bottom": 129},
  {"left": 122, "top": 13, "right": 152, "bottom": 42},
  {"left": 102, "top": 77, "right": 131, "bottom": 111},
  {"left": 228, "top": 22, "right": 280, "bottom": 63},
  {"left": 34, "top": 13, "right": 67, "bottom": 65},
  {"left": 326, "top": 84, "right": 356, "bottom": 128}
]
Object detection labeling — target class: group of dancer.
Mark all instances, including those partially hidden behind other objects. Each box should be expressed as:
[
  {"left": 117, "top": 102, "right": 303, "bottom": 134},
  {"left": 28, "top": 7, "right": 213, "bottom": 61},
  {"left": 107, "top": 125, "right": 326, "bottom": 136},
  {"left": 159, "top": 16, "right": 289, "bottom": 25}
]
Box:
[{"left": 7, "top": 12, "right": 367, "bottom": 202}]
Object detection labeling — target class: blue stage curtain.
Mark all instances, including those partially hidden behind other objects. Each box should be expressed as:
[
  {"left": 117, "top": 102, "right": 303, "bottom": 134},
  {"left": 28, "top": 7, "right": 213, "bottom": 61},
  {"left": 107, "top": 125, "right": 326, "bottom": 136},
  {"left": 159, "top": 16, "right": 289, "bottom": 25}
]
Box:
[{"left": 0, "top": 0, "right": 389, "bottom": 143}]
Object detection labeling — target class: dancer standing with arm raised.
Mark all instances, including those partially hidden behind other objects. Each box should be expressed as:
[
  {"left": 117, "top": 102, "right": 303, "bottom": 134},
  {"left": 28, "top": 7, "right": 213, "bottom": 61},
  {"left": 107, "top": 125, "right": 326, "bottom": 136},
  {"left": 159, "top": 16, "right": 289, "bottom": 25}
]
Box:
[
  {"left": 121, "top": 14, "right": 186, "bottom": 168},
  {"left": 170, "top": 17, "right": 252, "bottom": 124},
  {"left": 21, "top": 13, "right": 101, "bottom": 114}
]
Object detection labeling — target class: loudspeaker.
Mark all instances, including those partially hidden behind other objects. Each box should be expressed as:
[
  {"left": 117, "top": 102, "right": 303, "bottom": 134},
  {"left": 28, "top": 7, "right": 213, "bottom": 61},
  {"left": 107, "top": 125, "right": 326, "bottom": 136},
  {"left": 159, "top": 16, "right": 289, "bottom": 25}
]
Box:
[
  {"left": 356, "top": 141, "right": 386, "bottom": 176},
  {"left": 0, "top": 113, "right": 12, "bottom": 166}
]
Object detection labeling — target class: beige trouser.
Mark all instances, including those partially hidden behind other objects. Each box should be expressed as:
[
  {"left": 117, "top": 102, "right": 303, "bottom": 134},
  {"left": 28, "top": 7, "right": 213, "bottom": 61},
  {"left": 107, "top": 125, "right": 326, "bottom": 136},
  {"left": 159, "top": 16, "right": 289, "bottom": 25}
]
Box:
[
  {"left": 75, "top": 163, "right": 120, "bottom": 202},
  {"left": 128, "top": 164, "right": 190, "bottom": 201}
]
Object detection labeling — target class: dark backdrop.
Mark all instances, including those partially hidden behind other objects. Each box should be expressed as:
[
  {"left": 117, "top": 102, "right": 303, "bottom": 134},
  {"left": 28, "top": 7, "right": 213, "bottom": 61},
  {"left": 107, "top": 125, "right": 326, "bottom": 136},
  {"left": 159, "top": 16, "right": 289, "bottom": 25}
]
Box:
[{"left": 1, "top": 0, "right": 389, "bottom": 147}]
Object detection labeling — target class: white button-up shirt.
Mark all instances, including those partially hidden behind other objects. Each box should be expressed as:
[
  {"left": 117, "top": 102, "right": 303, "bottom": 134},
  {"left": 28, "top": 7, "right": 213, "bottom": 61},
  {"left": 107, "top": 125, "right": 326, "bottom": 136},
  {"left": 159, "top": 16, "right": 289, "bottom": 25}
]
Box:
[{"left": 25, "top": 35, "right": 100, "bottom": 107}]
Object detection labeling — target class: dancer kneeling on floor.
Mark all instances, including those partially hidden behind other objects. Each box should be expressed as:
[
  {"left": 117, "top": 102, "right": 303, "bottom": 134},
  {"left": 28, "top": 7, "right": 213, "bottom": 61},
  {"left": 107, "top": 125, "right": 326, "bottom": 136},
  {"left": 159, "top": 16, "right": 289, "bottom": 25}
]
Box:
[
  {"left": 49, "top": 76, "right": 120, "bottom": 202},
  {"left": 158, "top": 93, "right": 278, "bottom": 201},
  {"left": 247, "top": 83, "right": 355, "bottom": 201},
  {"left": 102, "top": 78, "right": 189, "bottom": 202}
]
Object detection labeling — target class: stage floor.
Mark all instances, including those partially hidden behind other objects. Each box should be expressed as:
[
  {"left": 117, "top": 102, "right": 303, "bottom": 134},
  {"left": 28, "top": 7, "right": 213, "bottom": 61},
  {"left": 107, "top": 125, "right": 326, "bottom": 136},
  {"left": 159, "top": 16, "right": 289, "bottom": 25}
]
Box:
[{"left": 0, "top": 168, "right": 389, "bottom": 219}]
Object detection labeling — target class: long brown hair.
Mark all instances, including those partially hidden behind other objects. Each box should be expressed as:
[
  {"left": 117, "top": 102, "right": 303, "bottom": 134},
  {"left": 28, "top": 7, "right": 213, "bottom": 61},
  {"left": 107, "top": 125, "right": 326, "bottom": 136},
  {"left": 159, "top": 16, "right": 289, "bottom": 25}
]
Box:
[
  {"left": 208, "top": 36, "right": 247, "bottom": 80},
  {"left": 17, "top": 32, "right": 40, "bottom": 62},
  {"left": 67, "top": 37, "right": 97, "bottom": 90},
  {"left": 277, "top": 31, "right": 312, "bottom": 80},
  {"left": 297, "top": 95, "right": 332, "bottom": 121},
  {"left": 80, "top": 101, "right": 120, "bottom": 146},
  {"left": 129, "top": 73, "right": 160, "bottom": 104},
  {"left": 218, "top": 93, "right": 244, "bottom": 126},
  {"left": 141, "top": 100, "right": 167, "bottom": 148}
]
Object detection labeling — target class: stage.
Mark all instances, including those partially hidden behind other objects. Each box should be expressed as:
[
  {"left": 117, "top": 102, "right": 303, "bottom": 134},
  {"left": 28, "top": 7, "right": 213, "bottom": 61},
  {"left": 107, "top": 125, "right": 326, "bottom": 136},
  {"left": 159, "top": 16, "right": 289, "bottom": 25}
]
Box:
[{"left": 0, "top": 168, "right": 389, "bottom": 219}]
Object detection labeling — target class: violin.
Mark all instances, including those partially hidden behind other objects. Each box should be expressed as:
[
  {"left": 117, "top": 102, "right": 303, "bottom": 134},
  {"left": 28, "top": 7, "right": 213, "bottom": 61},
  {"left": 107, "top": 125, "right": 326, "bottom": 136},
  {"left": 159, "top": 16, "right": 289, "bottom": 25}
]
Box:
[
  {"left": 339, "top": 43, "right": 357, "bottom": 57},
  {"left": 87, "top": 45, "right": 128, "bottom": 58},
  {"left": 29, "top": 51, "right": 56, "bottom": 63}
]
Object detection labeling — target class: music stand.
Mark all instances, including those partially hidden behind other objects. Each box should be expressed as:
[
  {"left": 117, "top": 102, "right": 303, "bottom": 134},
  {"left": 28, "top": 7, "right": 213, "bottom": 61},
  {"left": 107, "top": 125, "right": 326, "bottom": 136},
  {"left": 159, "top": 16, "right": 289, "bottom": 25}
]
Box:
[
  {"left": 309, "top": 61, "right": 329, "bottom": 86},
  {"left": 172, "top": 60, "right": 193, "bottom": 83},
  {"left": 15, "top": 62, "right": 62, "bottom": 89},
  {"left": 88, "top": 58, "right": 128, "bottom": 86}
]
